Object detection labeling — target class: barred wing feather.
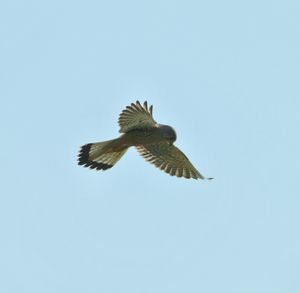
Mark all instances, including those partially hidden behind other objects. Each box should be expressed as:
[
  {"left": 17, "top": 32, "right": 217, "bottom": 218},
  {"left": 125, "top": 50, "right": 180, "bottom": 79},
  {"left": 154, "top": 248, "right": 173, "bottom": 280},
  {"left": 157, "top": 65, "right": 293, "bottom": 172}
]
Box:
[
  {"left": 118, "top": 101, "right": 158, "bottom": 133},
  {"left": 136, "top": 142, "right": 205, "bottom": 179}
]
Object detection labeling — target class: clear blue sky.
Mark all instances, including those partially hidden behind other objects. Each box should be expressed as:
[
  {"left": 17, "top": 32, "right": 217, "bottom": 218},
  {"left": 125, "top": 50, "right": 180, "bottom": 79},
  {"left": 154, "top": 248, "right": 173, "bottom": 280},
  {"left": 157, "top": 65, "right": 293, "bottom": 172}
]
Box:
[{"left": 1, "top": 1, "right": 299, "bottom": 292}]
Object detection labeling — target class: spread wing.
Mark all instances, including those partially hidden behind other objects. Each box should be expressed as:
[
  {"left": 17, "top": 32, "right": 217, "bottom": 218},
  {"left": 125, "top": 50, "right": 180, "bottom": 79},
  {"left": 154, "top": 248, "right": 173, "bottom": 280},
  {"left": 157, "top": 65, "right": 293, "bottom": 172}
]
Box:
[
  {"left": 136, "top": 142, "right": 205, "bottom": 179},
  {"left": 118, "top": 101, "right": 158, "bottom": 133}
]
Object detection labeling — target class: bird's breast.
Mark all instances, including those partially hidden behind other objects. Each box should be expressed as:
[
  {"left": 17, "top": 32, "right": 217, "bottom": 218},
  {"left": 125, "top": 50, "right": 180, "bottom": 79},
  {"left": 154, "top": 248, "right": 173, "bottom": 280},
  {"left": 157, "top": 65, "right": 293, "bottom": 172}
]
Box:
[{"left": 121, "top": 129, "right": 163, "bottom": 146}]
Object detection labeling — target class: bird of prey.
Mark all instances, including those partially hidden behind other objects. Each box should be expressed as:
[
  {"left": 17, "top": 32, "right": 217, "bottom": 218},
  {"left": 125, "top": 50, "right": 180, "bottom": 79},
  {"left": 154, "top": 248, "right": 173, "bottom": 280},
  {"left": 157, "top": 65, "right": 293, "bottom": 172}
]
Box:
[{"left": 78, "top": 101, "right": 212, "bottom": 180}]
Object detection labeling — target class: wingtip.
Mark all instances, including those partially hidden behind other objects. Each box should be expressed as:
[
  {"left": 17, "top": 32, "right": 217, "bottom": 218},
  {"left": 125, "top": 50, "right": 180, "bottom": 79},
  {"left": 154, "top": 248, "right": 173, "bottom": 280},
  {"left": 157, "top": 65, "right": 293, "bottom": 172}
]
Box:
[
  {"left": 134, "top": 100, "right": 153, "bottom": 115},
  {"left": 149, "top": 104, "right": 153, "bottom": 115},
  {"left": 143, "top": 101, "right": 148, "bottom": 111}
]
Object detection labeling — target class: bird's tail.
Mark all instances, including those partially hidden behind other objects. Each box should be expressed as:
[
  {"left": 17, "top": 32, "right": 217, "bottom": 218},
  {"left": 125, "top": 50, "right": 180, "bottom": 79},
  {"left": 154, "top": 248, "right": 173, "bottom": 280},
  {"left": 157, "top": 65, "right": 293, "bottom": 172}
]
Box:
[{"left": 78, "top": 138, "right": 128, "bottom": 171}]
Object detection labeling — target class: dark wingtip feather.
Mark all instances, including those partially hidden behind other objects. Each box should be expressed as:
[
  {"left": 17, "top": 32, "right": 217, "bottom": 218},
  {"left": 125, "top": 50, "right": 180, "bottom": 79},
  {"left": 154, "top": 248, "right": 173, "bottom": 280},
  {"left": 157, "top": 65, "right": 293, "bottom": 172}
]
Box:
[
  {"left": 143, "top": 101, "right": 148, "bottom": 111},
  {"left": 149, "top": 105, "right": 153, "bottom": 115}
]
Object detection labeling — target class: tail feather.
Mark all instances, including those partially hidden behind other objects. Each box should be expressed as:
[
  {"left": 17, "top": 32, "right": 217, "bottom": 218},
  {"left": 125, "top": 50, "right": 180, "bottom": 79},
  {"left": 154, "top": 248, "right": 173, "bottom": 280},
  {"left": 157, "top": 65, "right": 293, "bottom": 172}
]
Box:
[{"left": 78, "top": 139, "right": 128, "bottom": 171}]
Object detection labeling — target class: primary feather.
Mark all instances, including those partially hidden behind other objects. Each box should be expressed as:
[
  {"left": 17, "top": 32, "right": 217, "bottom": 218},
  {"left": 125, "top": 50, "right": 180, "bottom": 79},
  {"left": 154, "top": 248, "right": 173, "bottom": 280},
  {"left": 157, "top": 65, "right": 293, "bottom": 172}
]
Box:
[{"left": 118, "top": 101, "right": 158, "bottom": 133}]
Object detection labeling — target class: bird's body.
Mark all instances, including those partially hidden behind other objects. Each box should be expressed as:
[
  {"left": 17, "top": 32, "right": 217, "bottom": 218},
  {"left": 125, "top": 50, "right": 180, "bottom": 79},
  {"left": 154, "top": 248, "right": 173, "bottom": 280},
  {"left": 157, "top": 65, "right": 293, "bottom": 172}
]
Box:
[
  {"left": 120, "top": 128, "right": 162, "bottom": 147},
  {"left": 78, "top": 101, "right": 212, "bottom": 179},
  {"left": 119, "top": 124, "right": 176, "bottom": 147}
]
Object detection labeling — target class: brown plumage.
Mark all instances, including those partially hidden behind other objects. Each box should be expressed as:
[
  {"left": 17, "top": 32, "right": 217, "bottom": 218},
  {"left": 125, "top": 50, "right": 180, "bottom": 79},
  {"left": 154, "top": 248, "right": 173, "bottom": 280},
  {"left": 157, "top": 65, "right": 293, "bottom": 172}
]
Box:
[{"left": 78, "top": 101, "right": 212, "bottom": 180}]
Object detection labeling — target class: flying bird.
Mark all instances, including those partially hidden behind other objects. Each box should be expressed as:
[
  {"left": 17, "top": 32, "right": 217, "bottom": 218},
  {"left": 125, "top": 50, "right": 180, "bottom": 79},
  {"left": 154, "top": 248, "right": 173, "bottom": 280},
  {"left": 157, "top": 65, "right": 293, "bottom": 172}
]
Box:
[{"left": 78, "top": 101, "right": 212, "bottom": 180}]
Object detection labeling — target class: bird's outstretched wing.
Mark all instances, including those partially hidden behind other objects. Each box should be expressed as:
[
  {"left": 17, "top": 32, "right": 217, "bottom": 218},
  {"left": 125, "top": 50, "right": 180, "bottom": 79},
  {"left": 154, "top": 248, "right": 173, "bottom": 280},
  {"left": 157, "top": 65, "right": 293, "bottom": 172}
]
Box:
[
  {"left": 136, "top": 142, "right": 205, "bottom": 179},
  {"left": 118, "top": 101, "right": 158, "bottom": 133}
]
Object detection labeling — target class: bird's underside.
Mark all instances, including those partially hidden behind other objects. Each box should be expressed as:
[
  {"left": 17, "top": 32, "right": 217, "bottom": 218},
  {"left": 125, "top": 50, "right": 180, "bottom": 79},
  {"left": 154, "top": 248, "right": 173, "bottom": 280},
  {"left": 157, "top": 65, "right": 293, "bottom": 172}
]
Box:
[{"left": 78, "top": 100, "right": 212, "bottom": 180}]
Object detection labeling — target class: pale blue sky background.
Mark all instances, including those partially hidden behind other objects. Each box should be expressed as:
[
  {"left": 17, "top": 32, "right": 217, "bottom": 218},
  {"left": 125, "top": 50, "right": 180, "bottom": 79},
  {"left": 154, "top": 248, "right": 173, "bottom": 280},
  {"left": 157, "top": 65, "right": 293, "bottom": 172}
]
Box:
[{"left": 1, "top": 0, "right": 299, "bottom": 292}]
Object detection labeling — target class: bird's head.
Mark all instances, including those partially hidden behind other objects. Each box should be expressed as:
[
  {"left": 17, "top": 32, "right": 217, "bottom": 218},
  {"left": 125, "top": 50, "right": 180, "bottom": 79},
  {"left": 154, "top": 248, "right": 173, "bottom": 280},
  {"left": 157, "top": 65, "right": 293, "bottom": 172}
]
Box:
[{"left": 159, "top": 124, "right": 177, "bottom": 145}]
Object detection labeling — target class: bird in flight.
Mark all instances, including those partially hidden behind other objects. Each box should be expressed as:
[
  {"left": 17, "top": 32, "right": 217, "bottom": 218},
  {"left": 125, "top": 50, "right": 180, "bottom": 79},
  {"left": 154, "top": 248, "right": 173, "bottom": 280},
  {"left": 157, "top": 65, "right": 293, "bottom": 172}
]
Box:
[{"left": 78, "top": 101, "right": 212, "bottom": 180}]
